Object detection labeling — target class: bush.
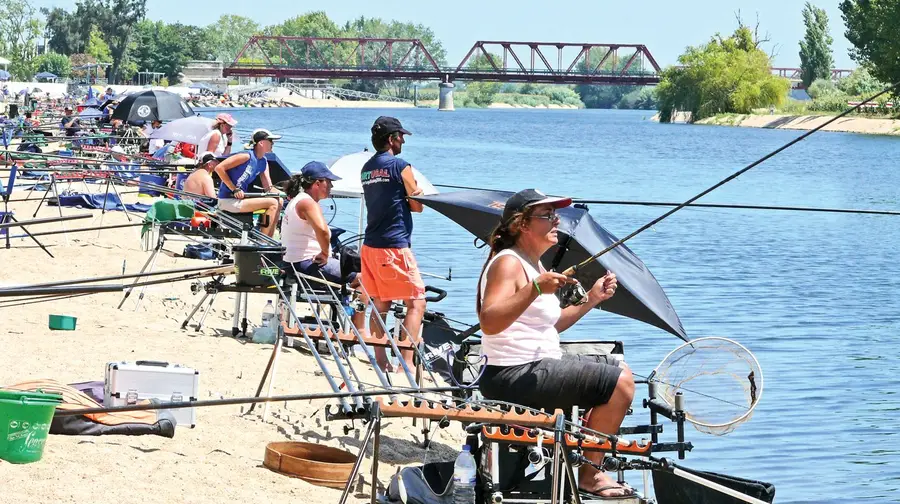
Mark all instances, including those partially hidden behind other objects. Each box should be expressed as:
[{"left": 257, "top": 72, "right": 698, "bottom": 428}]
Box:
[
  {"left": 34, "top": 52, "right": 72, "bottom": 79},
  {"left": 836, "top": 67, "right": 885, "bottom": 97},
  {"left": 807, "top": 78, "right": 839, "bottom": 99},
  {"left": 807, "top": 92, "right": 852, "bottom": 112}
]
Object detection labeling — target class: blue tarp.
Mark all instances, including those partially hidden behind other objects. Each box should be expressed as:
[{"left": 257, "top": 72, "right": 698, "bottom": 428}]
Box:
[{"left": 51, "top": 193, "right": 151, "bottom": 213}]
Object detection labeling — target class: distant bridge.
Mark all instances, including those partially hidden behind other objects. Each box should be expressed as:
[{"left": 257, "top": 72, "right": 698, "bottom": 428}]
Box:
[
  {"left": 770, "top": 67, "right": 855, "bottom": 90},
  {"left": 224, "top": 37, "right": 662, "bottom": 86}
]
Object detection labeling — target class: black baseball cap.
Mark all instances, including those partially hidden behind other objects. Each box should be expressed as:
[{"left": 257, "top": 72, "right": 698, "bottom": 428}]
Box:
[
  {"left": 371, "top": 116, "right": 411, "bottom": 137},
  {"left": 501, "top": 189, "right": 572, "bottom": 224},
  {"left": 246, "top": 128, "right": 282, "bottom": 148},
  {"left": 198, "top": 151, "right": 218, "bottom": 165}
]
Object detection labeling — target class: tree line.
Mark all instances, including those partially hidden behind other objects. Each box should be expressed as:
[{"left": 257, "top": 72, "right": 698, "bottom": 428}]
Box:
[{"left": 658, "top": 1, "right": 900, "bottom": 122}]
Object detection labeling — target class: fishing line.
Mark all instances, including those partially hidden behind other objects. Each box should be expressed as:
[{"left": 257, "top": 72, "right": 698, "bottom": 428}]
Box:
[{"left": 562, "top": 80, "right": 900, "bottom": 276}]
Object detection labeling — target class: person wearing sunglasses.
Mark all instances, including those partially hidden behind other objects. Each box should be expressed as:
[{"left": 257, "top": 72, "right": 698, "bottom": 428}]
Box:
[
  {"left": 214, "top": 128, "right": 282, "bottom": 237},
  {"left": 476, "top": 189, "right": 634, "bottom": 498},
  {"left": 281, "top": 161, "right": 357, "bottom": 286}
]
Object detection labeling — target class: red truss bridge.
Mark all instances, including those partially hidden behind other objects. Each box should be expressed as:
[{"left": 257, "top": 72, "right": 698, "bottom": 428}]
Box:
[{"left": 224, "top": 37, "right": 662, "bottom": 85}]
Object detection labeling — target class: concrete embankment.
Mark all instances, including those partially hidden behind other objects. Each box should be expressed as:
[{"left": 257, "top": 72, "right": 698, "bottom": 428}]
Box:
[{"left": 653, "top": 111, "right": 900, "bottom": 136}]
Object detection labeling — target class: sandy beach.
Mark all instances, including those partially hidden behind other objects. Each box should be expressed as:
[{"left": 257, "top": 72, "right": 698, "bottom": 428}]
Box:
[{"left": 0, "top": 189, "right": 464, "bottom": 504}]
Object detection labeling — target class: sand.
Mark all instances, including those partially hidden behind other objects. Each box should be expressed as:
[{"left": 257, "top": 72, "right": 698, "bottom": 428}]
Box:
[{"left": 0, "top": 188, "right": 464, "bottom": 504}]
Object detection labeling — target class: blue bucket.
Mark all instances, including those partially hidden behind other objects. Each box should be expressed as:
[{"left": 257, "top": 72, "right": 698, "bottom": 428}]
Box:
[{"left": 138, "top": 174, "right": 167, "bottom": 198}]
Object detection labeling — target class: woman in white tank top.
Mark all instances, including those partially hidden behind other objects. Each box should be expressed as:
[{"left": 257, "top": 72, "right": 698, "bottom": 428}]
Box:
[
  {"left": 476, "top": 189, "right": 635, "bottom": 498},
  {"left": 280, "top": 161, "right": 356, "bottom": 285}
]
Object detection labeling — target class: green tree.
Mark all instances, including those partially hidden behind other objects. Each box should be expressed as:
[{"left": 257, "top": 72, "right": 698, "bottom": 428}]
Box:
[
  {"left": 204, "top": 15, "right": 260, "bottom": 62},
  {"left": 41, "top": 6, "right": 91, "bottom": 55},
  {"left": 340, "top": 16, "right": 448, "bottom": 98},
  {"left": 840, "top": 0, "right": 900, "bottom": 88},
  {"left": 86, "top": 26, "right": 112, "bottom": 63},
  {"left": 33, "top": 52, "right": 71, "bottom": 78},
  {"left": 78, "top": 0, "right": 147, "bottom": 83},
  {"left": 836, "top": 67, "right": 885, "bottom": 96},
  {"left": 799, "top": 2, "right": 834, "bottom": 88},
  {"left": 0, "top": 0, "right": 42, "bottom": 63},
  {"left": 656, "top": 26, "right": 790, "bottom": 122}
]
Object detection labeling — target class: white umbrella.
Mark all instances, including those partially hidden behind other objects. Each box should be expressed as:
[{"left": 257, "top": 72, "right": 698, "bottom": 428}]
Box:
[
  {"left": 328, "top": 151, "right": 438, "bottom": 198},
  {"left": 149, "top": 116, "right": 215, "bottom": 144}
]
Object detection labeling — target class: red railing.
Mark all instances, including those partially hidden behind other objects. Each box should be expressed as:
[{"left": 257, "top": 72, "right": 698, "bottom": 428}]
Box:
[{"left": 225, "top": 37, "right": 662, "bottom": 85}]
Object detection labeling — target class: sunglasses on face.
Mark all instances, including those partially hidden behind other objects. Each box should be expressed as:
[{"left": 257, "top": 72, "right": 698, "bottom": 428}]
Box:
[{"left": 531, "top": 212, "right": 560, "bottom": 224}]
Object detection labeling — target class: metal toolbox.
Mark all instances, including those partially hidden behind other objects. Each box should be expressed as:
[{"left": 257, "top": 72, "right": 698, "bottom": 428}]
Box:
[{"left": 104, "top": 360, "right": 200, "bottom": 428}]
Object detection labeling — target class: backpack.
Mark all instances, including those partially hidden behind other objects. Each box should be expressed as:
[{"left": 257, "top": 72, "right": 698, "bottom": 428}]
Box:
[{"left": 387, "top": 462, "right": 456, "bottom": 504}]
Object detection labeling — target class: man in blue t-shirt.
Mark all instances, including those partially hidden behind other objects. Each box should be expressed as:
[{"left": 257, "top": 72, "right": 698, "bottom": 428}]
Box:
[{"left": 360, "top": 116, "right": 426, "bottom": 373}]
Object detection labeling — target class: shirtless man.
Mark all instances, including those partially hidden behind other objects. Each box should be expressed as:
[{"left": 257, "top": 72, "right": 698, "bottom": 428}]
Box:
[{"left": 183, "top": 152, "right": 219, "bottom": 199}]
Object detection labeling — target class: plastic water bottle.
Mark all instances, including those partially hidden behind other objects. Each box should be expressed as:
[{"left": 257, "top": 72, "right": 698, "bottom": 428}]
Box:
[
  {"left": 252, "top": 301, "right": 277, "bottom": 344},
  {"left": 261, "top": 300, "right": 275, "bottom": 329},
  {"left": 452, "top": 444, "right": 477, "bottom": 504}
]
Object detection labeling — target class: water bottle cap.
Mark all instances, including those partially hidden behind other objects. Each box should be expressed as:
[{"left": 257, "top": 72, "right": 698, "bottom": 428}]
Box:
[{"left": 462, "top": 444, "right": 470, "bottom": 452}]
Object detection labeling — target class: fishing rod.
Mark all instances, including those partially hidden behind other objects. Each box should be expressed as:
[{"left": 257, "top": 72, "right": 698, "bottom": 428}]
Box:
[
  {"left": 0, "top": 213, "right": 90, "bottom": 230},
  {"left": 561, "top": 80, "right": 900, "bottom": 278},
  {"left": 18, "top": 222, "right": 144, "bottom": 238},
  {"left": 0, "top": 285, "right": 122, "bottom": 297},
  {"left": 7, "top": 264, "right": 230, "bottom": 290},
  {"left": 572, "top": 199, "right": 900, "bottom": 217},
  {"left": 54, "top": 386, "right": 462, "bottom": 417},
  {"left": 432, "top": 183, "right": 900, "bottom": 218}
]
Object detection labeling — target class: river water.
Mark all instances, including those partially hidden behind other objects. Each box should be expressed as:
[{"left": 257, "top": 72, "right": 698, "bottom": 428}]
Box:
[{"left": 217, "top": 106, "right": 900, "bottom": 503}]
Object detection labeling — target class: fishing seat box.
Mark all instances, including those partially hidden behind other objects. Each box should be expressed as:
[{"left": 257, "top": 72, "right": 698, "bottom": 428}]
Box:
[{"left": 104, "top": 361, "right": 200, "bottom": 428}]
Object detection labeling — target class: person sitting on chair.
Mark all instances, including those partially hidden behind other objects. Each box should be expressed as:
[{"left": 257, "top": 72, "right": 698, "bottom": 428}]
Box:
[
  {"left": 183, "top": 151, "right": 220, "bottom": 199},
  {"left": 213, "top": 129, "right": 282, "bottom": 237},
  {"left": 476, "top": 189, "right": 635, "bottom": 499},
  {"left": 281, "top": 161, "right": 357, "bottom": 286}
]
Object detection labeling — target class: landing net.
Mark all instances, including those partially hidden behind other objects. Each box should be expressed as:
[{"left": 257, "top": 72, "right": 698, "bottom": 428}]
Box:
[{"left": 652, "top": 336, "right": 763, "bottom": 436}]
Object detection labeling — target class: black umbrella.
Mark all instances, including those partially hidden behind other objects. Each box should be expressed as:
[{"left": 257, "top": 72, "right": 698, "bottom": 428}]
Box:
[
  {"left": 417, "top": 189, "right": 687, "bottom": 340},
  {"left": 110, "top": 90, "right": 194, "bottom": 124}
]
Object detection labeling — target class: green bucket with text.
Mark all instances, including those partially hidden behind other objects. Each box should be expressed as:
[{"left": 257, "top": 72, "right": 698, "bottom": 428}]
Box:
[{"left": 0, "top": 389, "right": 61, "bottom": 464}]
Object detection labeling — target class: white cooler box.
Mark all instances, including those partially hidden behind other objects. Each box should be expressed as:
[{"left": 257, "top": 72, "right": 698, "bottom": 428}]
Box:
[{"left": 104, "top": 361, "right": 200, "bottom": 428}]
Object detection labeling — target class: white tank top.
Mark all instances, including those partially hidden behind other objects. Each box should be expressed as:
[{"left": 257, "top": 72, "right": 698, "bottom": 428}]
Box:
[
  {"left": 479, "top": 249, "right": 562, "bottom": 366},
  {"left": 198, "top": 129, "right": 227, "bottom": 156},
  {"left": 282, "top": 193, "right": 322, "bottom": 263}
]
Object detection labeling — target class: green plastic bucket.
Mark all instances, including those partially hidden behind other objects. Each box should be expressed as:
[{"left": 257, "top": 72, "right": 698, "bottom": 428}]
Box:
[{"left": 0, "top": 389, "right": 61, "bottom": 463}]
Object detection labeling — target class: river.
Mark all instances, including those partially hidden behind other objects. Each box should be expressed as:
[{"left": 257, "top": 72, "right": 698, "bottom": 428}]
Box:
[{"left": 216, "top": 106, "right": 900, "bottom": 503}]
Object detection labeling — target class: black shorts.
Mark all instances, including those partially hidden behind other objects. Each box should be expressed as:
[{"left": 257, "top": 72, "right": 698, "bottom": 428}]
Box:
[{"left": 479, "top": 354, "right": 623, "bottom": 411}]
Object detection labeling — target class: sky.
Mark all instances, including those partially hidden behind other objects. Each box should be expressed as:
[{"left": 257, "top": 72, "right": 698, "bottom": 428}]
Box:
[{"left": 32, "top": 0, "right": 856, "bottom": 69}]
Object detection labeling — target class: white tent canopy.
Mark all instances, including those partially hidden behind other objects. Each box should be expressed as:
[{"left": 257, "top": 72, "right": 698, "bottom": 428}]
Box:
[
  {"left": 0, "top": 56, "right": 10, "bottom": 66},
  {"left": 327, "top": 150, "right": 438, "bottom": 198}
]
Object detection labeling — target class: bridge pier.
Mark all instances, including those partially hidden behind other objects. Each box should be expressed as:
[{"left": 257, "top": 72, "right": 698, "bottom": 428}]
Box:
[{"left": 438, "top": 82, "right": 455, "bottom": 111}]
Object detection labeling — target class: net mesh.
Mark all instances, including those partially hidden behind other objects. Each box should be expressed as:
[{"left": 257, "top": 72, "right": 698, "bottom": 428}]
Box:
[{"left": 652, "top": 337, "right": 762, "bottom": 436}]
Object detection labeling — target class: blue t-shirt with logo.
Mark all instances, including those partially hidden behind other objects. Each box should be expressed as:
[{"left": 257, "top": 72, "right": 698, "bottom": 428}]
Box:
[
  {"left": 361, "top": 150, "right": 414, "bottom": 248},
  {"left": 217, "top": 150, "right": 267, "bottom": 199}
]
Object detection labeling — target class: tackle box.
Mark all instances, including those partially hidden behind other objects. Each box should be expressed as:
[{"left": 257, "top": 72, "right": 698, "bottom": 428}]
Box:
[{"left": 104, "top": 361, "right": 200, "bottom": 428}]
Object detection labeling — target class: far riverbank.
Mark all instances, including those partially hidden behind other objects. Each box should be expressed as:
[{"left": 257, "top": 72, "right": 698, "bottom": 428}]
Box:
[{"left": 654, "top": 111, "right": 900, "bottom": 136}]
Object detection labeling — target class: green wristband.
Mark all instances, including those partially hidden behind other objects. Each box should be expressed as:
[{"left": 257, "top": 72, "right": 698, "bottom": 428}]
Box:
[{"left": 532, "top": 279, "right": 542, "bottom": 296}]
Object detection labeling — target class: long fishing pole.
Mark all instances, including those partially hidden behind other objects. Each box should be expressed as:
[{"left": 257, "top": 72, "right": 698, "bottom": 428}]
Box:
[
  {"left": 8, "top": 264, "right": 230, "bottom": 290},
  {"left": 0, "top": 213, "right": 90, "bottom": 230},
  {"left": 54, "top": 386, "right": 462, "bottom": 417},
  {"left": 561, "top": 80, "right": 900, "bottom": 277},
  {"left": 432, "top": 183, "right": 900, "bottom": 218},
  {"left": 572, "top": 199, "right": 900, "bottom": 217}
]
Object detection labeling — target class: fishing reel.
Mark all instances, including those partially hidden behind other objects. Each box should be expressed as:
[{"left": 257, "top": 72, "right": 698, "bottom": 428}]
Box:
[{"left": 558, "top": 280, "right": 588, "bottom": 308}]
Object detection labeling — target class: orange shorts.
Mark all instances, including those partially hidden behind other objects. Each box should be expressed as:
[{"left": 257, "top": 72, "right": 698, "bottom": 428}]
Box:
[{"left": 360, "top": 245, "right": 426, "bottom": 301}]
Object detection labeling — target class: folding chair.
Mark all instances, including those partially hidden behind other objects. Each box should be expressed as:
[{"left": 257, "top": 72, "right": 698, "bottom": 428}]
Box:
[{"left": 0, "top": 163, "right": 53, "bottom": 257}]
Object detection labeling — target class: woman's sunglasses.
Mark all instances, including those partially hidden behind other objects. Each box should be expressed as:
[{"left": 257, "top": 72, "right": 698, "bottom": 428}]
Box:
[{"left": 531, "top": 212, "right": 560, "bottom": 224}]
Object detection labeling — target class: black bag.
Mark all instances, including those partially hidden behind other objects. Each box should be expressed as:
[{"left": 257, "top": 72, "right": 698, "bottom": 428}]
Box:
[{"left": 387, "top": 462, "right": 455, "bottom": 504}]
